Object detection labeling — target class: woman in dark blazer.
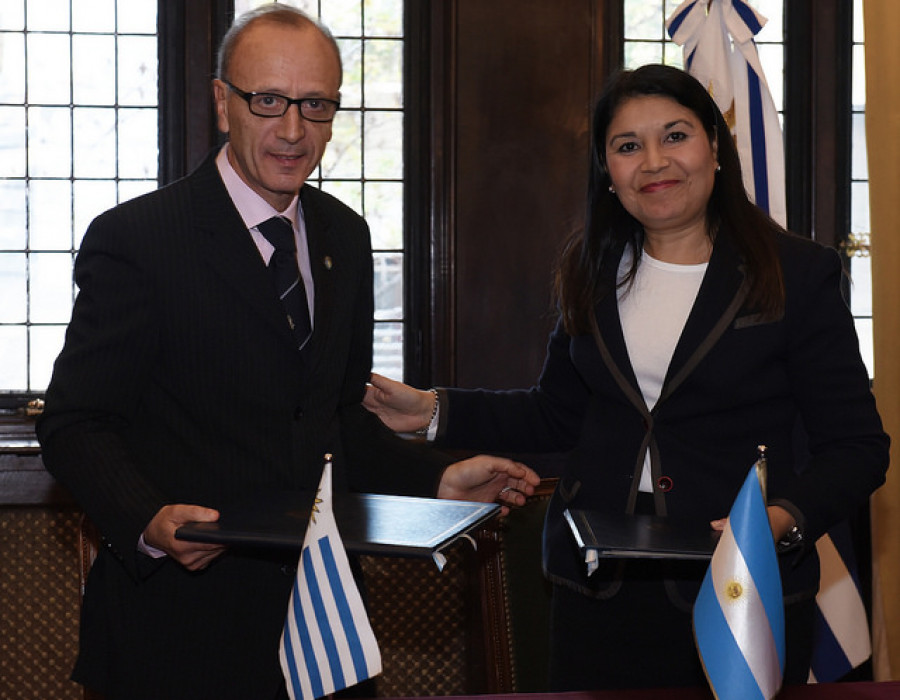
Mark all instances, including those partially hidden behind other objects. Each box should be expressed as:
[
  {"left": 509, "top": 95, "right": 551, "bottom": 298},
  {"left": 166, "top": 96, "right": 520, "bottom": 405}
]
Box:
[{"left": 364, "top": 64, "right": 889, "bottom": 691}]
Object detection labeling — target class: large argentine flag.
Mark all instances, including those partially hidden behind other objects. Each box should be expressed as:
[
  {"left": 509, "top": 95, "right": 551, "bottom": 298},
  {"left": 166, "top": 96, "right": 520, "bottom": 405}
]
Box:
[
  {"left": 667, "top": 0, "right": 787, "bottom": 227},
  {"left": 693, "top": 463, "right": 785, "bottom": 700},
  {"left": 279, "top": 458, "right": 382, "bottom": 700}
]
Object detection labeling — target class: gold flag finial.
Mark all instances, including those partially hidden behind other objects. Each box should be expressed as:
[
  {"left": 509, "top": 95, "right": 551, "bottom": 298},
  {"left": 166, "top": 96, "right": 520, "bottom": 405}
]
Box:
[{"left": 755, "top": 445, "right": 768, "bottom": 502}]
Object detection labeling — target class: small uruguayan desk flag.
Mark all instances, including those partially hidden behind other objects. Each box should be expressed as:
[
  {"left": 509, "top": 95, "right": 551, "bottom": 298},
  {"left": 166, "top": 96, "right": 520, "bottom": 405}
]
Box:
[
  {"left": 279, "top": 456, "right": 382, "bottom": 700},
  {"left": 693, "top": 448, "right": 785, "bottom": 700}
]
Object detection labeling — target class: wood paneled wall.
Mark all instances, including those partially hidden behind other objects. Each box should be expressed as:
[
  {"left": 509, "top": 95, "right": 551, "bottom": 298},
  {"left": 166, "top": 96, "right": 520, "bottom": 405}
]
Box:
[{"left": 416, "top": 0, "right": 617, "bottom": 391}]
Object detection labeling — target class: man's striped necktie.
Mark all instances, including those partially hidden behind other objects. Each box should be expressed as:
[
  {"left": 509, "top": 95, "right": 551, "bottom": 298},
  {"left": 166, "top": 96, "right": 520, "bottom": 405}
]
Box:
[{"left": 258, "top": 216, "right": 312, "bottom": 350}]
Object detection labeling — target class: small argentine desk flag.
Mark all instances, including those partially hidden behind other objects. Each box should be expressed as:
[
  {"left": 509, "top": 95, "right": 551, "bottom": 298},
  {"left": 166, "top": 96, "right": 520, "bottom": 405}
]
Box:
[
  {"left": 693, "top": 448, "right": 785, "bottom": 700},
  {"left": 279, "top": 456, "right": 382, "bottom": 700}
]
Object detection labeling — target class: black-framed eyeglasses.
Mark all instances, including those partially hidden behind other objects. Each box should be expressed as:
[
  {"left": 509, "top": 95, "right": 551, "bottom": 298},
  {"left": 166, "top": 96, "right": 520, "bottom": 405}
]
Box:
[{"left": 223, "top": 80, "right": 340, "bottom": 123}]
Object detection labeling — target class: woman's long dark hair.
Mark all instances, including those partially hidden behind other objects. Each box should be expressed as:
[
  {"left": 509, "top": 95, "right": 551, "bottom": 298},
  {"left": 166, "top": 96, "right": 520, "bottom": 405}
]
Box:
[{"left": 555, "top": 63, "right": 785, "bottom": 335}]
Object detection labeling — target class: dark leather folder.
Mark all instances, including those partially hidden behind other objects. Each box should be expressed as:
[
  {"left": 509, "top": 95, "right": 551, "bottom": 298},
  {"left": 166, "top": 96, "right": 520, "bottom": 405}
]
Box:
[
  {"left": 564, "top": 508, "right": 720, "bottom": 560},
  {"left": 176, "top": 490, "right": 500, "bottom": 558}
]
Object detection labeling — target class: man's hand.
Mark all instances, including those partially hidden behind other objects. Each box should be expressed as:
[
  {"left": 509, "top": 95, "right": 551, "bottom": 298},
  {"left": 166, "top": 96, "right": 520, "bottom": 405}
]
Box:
[
  {"left": 438, "top": 455, "right": 541, "bottom": 515},
  {"left": 364, "top": 372, "right": 436, "bottom": 433},
  {"left": 143, "top": 504, "right": 226, "bottom": 571}
]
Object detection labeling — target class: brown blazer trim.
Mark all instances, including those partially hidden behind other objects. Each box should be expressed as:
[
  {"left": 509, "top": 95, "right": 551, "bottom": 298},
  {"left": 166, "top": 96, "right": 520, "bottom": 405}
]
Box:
[
  {"left": 659, "top": 277, "right": 750, "bottom": 404},
  {"left": 588, "top": 312, "right": 652, "bottom": 515},
  {"left": 733, "top": 309, "right": 784, "bottom": 330}
]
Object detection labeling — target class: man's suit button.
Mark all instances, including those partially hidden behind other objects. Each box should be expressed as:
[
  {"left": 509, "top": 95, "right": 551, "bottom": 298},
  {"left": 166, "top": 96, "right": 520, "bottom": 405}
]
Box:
[{"left": 293, "top": 406, "right": 303, "bottom": 420}]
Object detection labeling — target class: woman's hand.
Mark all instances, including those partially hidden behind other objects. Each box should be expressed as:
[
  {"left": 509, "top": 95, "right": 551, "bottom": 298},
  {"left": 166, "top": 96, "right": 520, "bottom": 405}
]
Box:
[
  {"left": 709, "top": 504, "right": 797, "bottom": 542},
  {"left": 364, "top": 372, "right": 436, "bottom": 433}
]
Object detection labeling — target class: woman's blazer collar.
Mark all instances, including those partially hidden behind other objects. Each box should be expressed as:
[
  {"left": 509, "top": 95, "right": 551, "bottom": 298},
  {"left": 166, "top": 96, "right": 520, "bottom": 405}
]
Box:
[
  {"left": 662, "top": 231, "right": 750, "bottom": 402},
  {"left": 592, "top": 232, "right": 750, "bottom": 409}
]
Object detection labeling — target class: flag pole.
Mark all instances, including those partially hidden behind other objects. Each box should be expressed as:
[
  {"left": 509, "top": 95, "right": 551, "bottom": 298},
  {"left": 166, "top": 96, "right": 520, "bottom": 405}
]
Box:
[{"left": 755, "top": 444, "right": 768, "bottom": 503}]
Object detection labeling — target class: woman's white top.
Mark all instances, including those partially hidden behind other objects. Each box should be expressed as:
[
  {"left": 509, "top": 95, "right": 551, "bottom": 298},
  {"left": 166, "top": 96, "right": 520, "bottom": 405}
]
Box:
[{"left": 617, "top": 249, "right": 708, "bottom": 492}]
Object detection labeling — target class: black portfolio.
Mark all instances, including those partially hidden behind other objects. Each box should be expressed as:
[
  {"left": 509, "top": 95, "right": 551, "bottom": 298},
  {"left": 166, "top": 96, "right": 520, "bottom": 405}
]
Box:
[
  {"left": 564, "top": 508, "right": 720, "bottom": 561},
  {"left": 176, "top": 490, "right": 500, "bottom": 558}
]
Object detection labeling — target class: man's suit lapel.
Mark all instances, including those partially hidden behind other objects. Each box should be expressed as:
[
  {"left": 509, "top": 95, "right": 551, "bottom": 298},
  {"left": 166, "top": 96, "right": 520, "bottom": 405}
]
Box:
[
  {"left": 187, "top": 154, "right": 297, "bottom": 345},
  {"left": 300, "top": 186, "right": 340, "bottom": 369}
]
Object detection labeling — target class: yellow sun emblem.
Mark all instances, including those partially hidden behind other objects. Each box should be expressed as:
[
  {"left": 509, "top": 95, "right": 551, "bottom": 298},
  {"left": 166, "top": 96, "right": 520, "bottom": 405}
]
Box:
[
  {"left": 310, "top": 491, "right": 323, "bottom": 524},
  {"left": 725, "top": 580, "right": 744, "bottom": 600}
]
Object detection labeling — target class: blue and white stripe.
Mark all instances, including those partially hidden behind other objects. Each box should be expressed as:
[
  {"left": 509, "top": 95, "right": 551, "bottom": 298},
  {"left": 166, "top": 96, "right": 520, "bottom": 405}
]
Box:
[
  {"left": 808, "top": 526, "right": 872, "bottom": 682},
  {"left": 668, "top": 0, "right": 787, "bottom": 227},
  {"left": 280, "top": 461, "right": 382, "bottom": 700},
  {"left": 694, "top": 465, "right": 785, "bottom": 700}
]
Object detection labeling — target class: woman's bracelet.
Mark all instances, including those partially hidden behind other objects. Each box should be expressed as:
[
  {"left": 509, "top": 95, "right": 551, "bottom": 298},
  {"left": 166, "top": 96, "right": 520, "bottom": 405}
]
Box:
[{"left": 415, "top": 388, "right": 439, "bottom": 436}]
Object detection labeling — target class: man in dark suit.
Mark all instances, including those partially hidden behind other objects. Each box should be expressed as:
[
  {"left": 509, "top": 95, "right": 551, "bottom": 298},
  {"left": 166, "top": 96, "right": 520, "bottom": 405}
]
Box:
[{"left": 36, "top": 5, "right": 537, "bottom": 699}]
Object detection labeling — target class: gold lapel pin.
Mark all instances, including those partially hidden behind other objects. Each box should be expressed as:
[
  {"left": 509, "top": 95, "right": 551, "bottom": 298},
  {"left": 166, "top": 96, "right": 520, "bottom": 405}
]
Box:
[{"left": 323, "top": 256, "right": 333, "bottom": 270}]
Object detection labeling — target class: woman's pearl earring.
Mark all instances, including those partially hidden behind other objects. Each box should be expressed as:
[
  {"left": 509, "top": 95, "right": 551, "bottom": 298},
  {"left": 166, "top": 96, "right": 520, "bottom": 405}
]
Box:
[{"left": 609, "top": 185, "right": 616, "bottom": 193}]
